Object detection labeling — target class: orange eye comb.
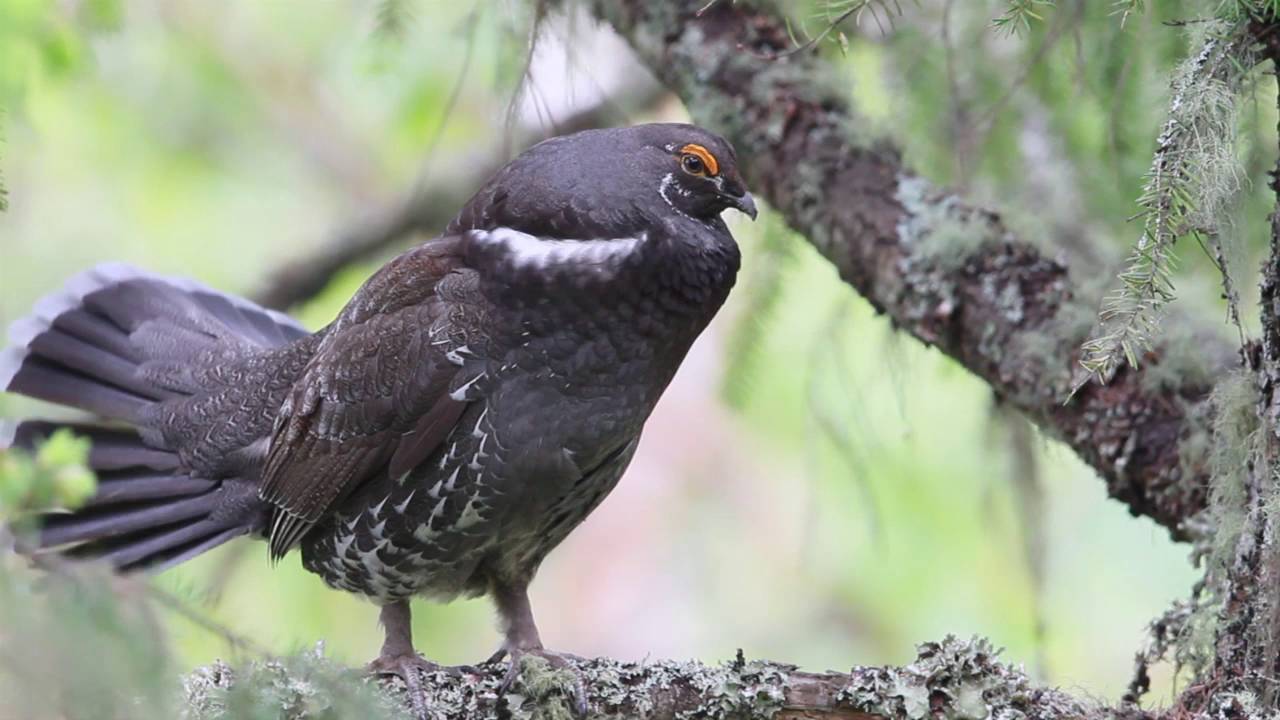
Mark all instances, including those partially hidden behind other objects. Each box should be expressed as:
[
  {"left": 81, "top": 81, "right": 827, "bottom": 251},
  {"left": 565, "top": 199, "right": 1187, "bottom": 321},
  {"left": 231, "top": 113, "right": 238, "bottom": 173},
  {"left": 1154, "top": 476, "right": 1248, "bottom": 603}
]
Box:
[{"left": 680, "top": 143, "right": 719, "bottom": 176}]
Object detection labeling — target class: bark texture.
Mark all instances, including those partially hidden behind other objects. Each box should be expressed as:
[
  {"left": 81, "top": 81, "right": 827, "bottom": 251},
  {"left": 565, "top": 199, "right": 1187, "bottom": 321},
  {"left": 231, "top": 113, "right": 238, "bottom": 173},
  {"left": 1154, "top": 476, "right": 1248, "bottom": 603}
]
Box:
[
  {"left": 575, "top": 0, "right": 1229, "bottom": 541},
  {"left": 181, "top": 636, "right": 1100, "bottom": 720},
  {"left": 1174, "top": 21, "right": 1280, "bottom": 715},
  {"left": 180, "top": 5, "right": 1280, "bottom": 719}
]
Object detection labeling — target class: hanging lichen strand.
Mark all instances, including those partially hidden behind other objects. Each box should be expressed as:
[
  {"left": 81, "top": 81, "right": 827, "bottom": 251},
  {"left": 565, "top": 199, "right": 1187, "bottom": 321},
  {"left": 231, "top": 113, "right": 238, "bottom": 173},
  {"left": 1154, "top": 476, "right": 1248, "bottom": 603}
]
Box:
[{"left": 1078, "top": 19, "right": 1255, "bottom": 385}]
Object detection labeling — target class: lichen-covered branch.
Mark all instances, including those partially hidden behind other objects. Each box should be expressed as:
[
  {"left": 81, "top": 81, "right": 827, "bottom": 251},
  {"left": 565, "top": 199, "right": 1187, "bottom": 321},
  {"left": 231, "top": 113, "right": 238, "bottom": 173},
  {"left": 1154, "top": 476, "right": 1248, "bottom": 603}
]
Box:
[
  {"left": 250, "top": 82, "right": 668, "bottom": 311},
  {"left": 579, "top": 0, "right": 1237, "bottom": 540},
  {"left": 1175, "top": 17, "right": 1280, "bottom": 713},
  {"left": 181, "top": 636, "right": 1101, "bottom": 720}
]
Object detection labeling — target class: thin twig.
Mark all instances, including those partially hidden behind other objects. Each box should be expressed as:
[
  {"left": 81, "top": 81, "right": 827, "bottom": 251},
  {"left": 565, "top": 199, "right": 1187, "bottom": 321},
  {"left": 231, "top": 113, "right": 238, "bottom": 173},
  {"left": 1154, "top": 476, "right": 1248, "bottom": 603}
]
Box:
[{"left": 742, "top": 1, "right": 894, "bottom": 60}]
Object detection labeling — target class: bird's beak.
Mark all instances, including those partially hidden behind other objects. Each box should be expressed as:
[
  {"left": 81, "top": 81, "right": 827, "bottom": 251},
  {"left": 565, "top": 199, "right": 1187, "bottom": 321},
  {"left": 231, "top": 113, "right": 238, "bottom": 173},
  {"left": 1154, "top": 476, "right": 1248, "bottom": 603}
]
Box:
[{"left": 727, "top": 191, "right": 758, "bottom": 221}]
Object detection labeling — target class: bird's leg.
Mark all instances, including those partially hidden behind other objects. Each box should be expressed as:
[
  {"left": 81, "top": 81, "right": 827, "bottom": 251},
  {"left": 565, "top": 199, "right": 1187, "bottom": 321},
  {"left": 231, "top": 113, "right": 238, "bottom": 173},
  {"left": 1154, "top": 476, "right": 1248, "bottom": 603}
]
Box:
[
  {"left": 491, "top": 581, "right": 588, "bottom": 717},
  {"left": 494, "top": 580, "right": 543, "bottom": 657},
  {"left": 377, "top": 600, "right": 419, "bottom": 662},
  {"left": 368, "top": 601, "right": 440, "bottom": 720}
]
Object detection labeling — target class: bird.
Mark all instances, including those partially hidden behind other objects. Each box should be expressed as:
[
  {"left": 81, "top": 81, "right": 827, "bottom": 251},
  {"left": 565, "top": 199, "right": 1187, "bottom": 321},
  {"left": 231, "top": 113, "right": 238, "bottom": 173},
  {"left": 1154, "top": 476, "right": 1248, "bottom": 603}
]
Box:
[{"left": 0, "top": 122, "right": 755, "bottom": 705}]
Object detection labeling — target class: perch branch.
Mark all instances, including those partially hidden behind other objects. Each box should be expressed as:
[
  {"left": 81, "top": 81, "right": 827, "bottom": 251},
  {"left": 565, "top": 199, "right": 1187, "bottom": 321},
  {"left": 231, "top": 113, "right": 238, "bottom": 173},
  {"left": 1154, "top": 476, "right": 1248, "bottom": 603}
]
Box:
[
  {"left": 181, "top": 636, "right": 1103, "bottom": 720},
  {"left": 579, "top": 0, "right": 1245, "bottom": 540}
]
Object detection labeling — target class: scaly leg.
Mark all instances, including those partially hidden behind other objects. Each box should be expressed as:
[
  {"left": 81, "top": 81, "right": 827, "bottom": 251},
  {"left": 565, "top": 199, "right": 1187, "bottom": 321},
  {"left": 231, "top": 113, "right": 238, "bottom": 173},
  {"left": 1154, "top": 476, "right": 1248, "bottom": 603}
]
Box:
[
  {"left": 491, "top": 581, "right": 587, "bottom": 716},
  {"left": 367, "top": 601, "right": 439, "bottom": 720}
]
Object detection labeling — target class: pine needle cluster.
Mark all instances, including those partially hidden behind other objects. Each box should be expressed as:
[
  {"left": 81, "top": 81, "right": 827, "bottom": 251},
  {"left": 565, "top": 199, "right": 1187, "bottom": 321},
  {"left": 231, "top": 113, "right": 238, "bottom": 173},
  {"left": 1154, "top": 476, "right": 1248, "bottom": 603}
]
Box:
[{"left": 1078, "top": 20, "right": 1255, "bottom": 382}]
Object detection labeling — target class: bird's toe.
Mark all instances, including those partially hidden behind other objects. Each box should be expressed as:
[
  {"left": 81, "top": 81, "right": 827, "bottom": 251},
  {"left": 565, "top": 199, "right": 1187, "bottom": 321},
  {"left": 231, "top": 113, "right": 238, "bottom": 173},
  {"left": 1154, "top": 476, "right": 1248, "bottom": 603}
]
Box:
[
  {"left": 369, "top": 652, "right": 429, "bottom": 679},
  {"left": 498, "top": 649, "right": 589, "bottom": 718},
  {"left": 369, "top": 653, "right": 483, "bottom": 720}
]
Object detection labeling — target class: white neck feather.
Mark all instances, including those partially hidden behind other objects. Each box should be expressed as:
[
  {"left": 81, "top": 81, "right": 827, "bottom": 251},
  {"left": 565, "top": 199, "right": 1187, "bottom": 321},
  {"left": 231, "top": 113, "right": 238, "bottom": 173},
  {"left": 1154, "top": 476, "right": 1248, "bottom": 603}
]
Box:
[{"left": 472, "top": 227, "right": 645, "bottom": 271}]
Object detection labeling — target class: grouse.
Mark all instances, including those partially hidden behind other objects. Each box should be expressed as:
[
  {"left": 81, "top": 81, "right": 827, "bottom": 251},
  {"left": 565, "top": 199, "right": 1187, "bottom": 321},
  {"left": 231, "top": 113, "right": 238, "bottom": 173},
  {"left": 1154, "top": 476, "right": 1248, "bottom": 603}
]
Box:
[{"left": 0, "top": 123, "right": 755, "bottom": 693}]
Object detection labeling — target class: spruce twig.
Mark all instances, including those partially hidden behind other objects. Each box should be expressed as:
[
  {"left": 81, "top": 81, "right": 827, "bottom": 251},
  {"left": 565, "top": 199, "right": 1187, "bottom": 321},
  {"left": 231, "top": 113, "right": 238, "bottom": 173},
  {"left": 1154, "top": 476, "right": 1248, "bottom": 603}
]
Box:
[{"left": 1076, "top": 21, "right": 1255, "bottom": 388}]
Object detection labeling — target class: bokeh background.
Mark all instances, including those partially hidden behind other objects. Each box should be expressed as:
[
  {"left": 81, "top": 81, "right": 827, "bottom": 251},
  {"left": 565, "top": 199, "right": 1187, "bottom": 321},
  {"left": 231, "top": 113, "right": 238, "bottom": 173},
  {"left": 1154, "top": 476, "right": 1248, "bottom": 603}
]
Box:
[{"left": 5, "top": 0, "right": 1268, "bottom": 708}]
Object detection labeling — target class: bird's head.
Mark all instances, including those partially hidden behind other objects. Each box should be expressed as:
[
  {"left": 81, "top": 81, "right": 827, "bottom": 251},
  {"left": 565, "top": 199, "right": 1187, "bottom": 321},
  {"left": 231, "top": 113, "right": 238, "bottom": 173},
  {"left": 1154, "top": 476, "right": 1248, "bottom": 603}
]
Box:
[
  {"left": 638, "top": 123, "right": 757, "bottom": 223},
  {"left": 451, "top": 123, "right": 757, "bottom": 238}
]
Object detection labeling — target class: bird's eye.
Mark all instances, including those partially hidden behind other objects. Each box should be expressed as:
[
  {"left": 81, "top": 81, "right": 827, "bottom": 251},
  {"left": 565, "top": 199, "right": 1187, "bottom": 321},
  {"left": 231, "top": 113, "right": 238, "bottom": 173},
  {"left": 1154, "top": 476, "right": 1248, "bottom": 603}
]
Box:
[{"left": 678, "top": 143, "right": 719, "bottom": 178}]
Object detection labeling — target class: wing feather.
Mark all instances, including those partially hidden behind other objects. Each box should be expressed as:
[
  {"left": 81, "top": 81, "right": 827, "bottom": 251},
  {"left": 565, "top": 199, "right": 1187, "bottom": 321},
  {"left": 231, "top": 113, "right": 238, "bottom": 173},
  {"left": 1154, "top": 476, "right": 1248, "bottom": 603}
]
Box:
[{"left": 258, "top": 240, "right": 480, "bottom": 559}]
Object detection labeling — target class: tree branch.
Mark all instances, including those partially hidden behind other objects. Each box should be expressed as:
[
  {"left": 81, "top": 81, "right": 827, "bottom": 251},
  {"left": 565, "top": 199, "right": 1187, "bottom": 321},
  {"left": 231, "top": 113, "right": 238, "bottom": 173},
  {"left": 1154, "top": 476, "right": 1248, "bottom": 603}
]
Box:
[
  {"left": 250, "top": 82, "right": 668, "bottom": 311},
  {"left": 1180, "top": 16, "right": 1280, "bottom": 714},
  {"left": 578, "top": 0, "right": 1237, "bottom": 541},
  {"left": 181, "top": 636, "right": 1103, "bottom": 720}
]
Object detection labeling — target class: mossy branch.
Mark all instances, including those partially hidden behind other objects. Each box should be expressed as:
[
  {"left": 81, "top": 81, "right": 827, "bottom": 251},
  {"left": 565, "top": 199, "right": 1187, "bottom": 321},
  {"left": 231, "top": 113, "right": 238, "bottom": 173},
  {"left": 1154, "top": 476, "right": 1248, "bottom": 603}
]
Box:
[
  {"left": 575, "top": 0, "right": 1236, "bottom": 541},
  {"left": 181, "top": 637, "right": 1099, "bottom": 720}
]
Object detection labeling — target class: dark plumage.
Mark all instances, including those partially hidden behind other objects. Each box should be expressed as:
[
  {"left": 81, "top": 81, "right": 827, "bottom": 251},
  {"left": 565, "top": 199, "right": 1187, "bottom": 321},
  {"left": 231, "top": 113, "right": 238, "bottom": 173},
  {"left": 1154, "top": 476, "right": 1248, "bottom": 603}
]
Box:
[{"left": 0, "top": 122, "right": 754, "bottom": 697}]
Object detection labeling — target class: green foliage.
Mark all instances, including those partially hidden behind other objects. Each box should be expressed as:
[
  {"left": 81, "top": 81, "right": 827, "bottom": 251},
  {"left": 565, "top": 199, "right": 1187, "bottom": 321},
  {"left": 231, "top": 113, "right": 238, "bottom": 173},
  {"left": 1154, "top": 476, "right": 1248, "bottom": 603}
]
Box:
[
  {"left": 1217, "top": 0, "right": 1280, "bottom": 20},
  {"left": 0, "top": 428, "right": 96, "bottom": 528},
  {"left": 0, "top": 0, "right": 1229, "bottom": 706},
  {"left": 0, "top": 431, "right": 175, "bottom": 719},
  {"left": 720, "top": 212, "right": 798, "bottom": 410},
  {"left": 994, "top": 1, "right": 1146, "bottom": 33},
  {"left": 0, "top": 563, "right": 176, "bottom": 720},
  {"left": 0, "top": 428, "right": 172, "bottom": 720},
  {"left": 766, "top": 0, "right": 911, "bottom": 53},
  {"left": 993, "top": 0, "right": 1056, "bottom": 35},
  {"left": 1112, "top": 0, "right": 1149, "bottom": 26},
  {"left": 184, "top": 646, "right": 408, "bottom": 720},
  {"left": 0, "top": 0, "right": 123, "bottom": 110},
  {"left": 0, "top": 0, "right": 120, "bottom": 213},
  {"left": 1079, "top": 20, "right": 1255, "bottom": 382},
  {"left": 0, "top": 433, "right": 404, "bottom": 719},
  {"left": 816, "top": 0, "right": 909, "bottom": 32}
]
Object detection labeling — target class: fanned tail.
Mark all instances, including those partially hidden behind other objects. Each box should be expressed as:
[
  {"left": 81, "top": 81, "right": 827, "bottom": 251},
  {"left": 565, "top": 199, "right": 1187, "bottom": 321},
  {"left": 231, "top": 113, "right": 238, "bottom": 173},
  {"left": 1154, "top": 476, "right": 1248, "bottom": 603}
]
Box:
[{"left": 1, "top": 263, "right": 307, "bottom": 572}]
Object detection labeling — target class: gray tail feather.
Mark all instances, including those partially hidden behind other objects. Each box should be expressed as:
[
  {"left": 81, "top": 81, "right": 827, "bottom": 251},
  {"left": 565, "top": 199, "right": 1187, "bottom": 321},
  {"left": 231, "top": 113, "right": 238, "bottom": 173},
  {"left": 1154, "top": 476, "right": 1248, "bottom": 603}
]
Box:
[
  {"left": 8, "top": 421, "right": 266, "bottom": 573},
  {"left": 0, "top": 262, "right": 306, "bottom": 422},
  {"left": 1, "top": 263, "right": 298, "bottom": 572}
]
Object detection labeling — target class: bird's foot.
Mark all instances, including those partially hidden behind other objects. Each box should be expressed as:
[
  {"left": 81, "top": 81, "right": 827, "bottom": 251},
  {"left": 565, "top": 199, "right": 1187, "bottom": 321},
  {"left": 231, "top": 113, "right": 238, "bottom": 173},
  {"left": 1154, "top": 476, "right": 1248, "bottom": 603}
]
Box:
[
  {"left": 494, "top": 647, "right": 589, "bottom": 718},
  {"left": 369, "top": 653, "right": 481, "bottom": 720},
  {"left": 369, "top": 652, "right": 481, "bottom": 679}
]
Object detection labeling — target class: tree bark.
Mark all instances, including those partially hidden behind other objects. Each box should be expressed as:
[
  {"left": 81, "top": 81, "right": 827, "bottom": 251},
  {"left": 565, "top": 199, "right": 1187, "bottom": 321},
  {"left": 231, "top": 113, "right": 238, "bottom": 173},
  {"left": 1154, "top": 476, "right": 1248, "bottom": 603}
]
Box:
[
  {"left": 181, "top": 636, "right": 1103, "bottom": 720},
  {"left": 571, "top": 0, "right": 1231, "bottom": 542},
  {"left": 185, "top": 6, "right": 1280, "bottom": 719},
  {"left": 1174, "top": 19, "right": 1280, "bottom": 715}
]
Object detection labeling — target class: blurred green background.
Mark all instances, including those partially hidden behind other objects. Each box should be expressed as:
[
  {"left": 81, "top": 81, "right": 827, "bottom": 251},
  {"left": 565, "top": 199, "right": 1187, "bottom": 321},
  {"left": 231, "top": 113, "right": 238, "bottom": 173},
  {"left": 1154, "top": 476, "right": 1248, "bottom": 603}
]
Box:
[{"left": 4, "top": 0, "right": 1265, "bottom": 709}]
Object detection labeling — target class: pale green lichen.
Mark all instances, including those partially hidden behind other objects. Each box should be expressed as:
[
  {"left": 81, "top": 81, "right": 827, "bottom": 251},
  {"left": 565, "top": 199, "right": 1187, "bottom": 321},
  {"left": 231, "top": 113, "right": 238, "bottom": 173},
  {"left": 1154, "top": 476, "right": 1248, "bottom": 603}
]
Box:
[
  {"left": 1150, "top": 370, "right": 1267, "bottom": 686},
  {"left": 1014, "top": 295, "right": 1096, "bottom": 385},
  {"left": 1136, "top": 320, "right": 1226, "bottom": 395},
  {"left": 1206, "top": 369, "right": 1261, "bottom": 582},
  {"left": 573, "top": 654, "right": 791, "bottom": 720},
  {"left": 837, "top": 635, "right": 1093, "bottom": 720},
  {"left": 179, "top": 636, "right": 1100, "bottom": 719},
  {"left": 181, "top": 644, "right": 409, "bottom": 720},
  {"left": 894, "top": 174, "right": 999, "bottom": 272},
  {"left": 182, "top": 650, "right": 795, "bottom": 720},
  {"left": 503, "top": 656, "right": 580, "bottom": 720}
]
